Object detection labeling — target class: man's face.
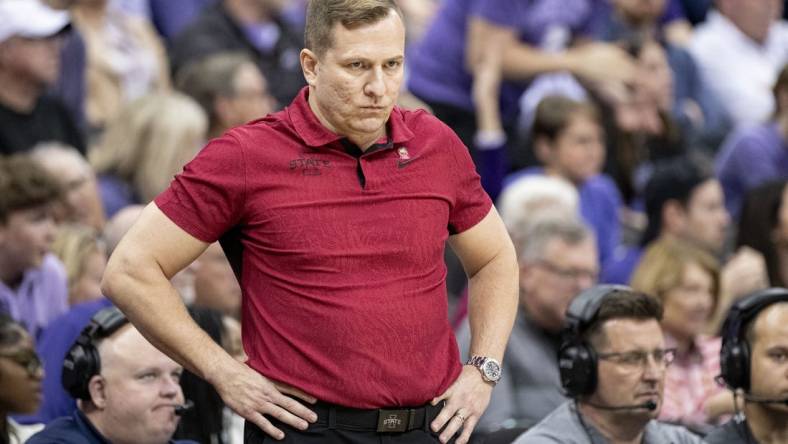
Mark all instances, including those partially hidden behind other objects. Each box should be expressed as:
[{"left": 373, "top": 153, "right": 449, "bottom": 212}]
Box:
[
  {"left": 0, "top": 206, "right": 57, "bottom": 272},
  {"left": 680, "top": 179, "right": 730, "bottom": 254},
  {"left": 614, "top": 0, "right": 667, "bottom": 25},
  {"left": 0, "top": 35, "right": 61, "bottom": 86},
  {"left": 520, "top": 237, "right": 598, "bottom": 332},
  {"left": 545, "top": 114, "right": 605, "bottom": 184},
  {"left": 0, "top": 327, "right": 43, "bottom": 414},
  {"left": 748, "top": 303, "right": 788, "bottom": 414},
  {"left": 661, "top": 262, "right": 715, "bottom": 342},
  {"left": 302, "top": 10, "right": 405, "bottom": 146},
  {"left": 590, "top": 318, "right": 666, "bottom": 418},
  {"left": 221, "top": 62, "right": 276, "bottom": 130},
  {"left": 194, "top": 243, "right": 242, "bottom": 319},
  {"left": 95, "top": 326, "right": 184, "bottom": 444}
]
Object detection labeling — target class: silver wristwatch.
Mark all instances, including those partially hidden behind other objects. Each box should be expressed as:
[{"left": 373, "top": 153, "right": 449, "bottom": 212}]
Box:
[{"left": 466, "top": 355, "right": 502, "bottom": 384}]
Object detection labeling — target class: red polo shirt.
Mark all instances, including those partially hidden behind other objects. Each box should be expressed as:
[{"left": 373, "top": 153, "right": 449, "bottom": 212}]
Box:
[{"left": 155, "top": 87, "right": 492, "bottom": 408}]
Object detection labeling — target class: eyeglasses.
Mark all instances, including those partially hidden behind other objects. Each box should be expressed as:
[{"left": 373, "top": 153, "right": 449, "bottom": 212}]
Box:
[
  {"left": 0, "top": 348, "right": 43, "bottom": 377},
  {"left": 534, "top": 260, "right": 598, "bottom": 283},
  {"left": 597, "top": 348, "right": 677, "bottom": 369}
]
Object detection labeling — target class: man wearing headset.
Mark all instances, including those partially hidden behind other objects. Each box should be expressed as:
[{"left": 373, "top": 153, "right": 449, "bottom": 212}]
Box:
[
  {"left": 28, "top": 307, "right": 195, "bottom": 444},
  {"left": 706, "top": 288, "right": 788, "bottom": 444},
  {"left": 514, "top": 285, "right": 702, "bottom": 443}
]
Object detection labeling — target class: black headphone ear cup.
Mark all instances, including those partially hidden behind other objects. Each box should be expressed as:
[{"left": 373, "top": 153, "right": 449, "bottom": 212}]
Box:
[
  {"left": 559, "top": 341, "right": 597, "bottom": 397},
  {"left": 62, "top": 341, "right": 100, "bottom": 401},
  {"left": 721, "top": 338, "right": 750, "bottom": 391}
]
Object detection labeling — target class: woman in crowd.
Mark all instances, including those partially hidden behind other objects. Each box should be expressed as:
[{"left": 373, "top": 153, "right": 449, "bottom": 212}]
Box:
[
  {"left": 0, "top": 315, "right": 44, "bottom": 444},
  {"left": 630, "top": 238, "right": 734, "bottom": 431},
  {"left": 51, "top": 224, "right": 108, "bottom": 306},
  {"left": 89, "top": 92, "right": 208, "bottom": 217}
]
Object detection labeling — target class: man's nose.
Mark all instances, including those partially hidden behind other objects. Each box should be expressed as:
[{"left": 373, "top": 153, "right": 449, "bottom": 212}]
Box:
[{"left": 364, "top": 67, "right": 386, "bottom": 97}]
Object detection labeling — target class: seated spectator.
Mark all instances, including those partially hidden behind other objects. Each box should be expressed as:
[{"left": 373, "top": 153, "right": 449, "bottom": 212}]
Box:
[
  {"left": 505, "top": 96, "right": 622, "bottom": 275},
  {"left": 705, "top": 288, "right": 788, "bottom": 444},
  {"left": 175, "top": 52, "right": 275, "bottom": 139},
  {"left": 602, "top": 37, "right": 685, "bottom": 205},
  {"left": 457, "top": 215, "right": 597, "bottom": 433},
  {"left": 0, "top": 314, "right": 44, "bottom": 443},
  {"left": 0, "top": 0, "right": 85, "bottom": 155},
  {"left": 30, "top": 143, "right": 106, "bottom": 231},
  {"left": 169, "top": 0, "right": 306, "bottom": 109},
  {"left": 631, "top": 239, "right": 734, "bottom": 430},
  {"left": 689, "top": 0, "right": 788, "bottom": 126},
  {"left": 51, "top": 224, "right": 107, "bottom": 306},
  {"left": 596, "top": 0, "right": 730, "bottom": 154},
  {"left": 606, "top": 155, "right": 725, "bottom": 283},
  {"left": 408, "top": 0, "right": 637, "bottom": 194},
  {"left": 70, "top": 0, "right": 170, "bottom": 131},
  {"left": 515, "top": 285, "right": 702, "bottom": 443},
  {"left": 89, "top": 93, "right": 208, "bottom": 217},
  {"left": 717, "top": 64, "right": 788, "bottom": 218},
  {"left": 28, "top": 307, "right": 196, "bottom": 443},
  {"left": 497, "top": 175, "right": 579, "bottom": 238},
  {"left": 737, "top": 181, "right": 788, "bottom": 288},
  {"left": 18, "top": 206, "right": 141, "bottom": 425},
  {"left": 0, "top": 155, "right": 68, "bottom": 339}
]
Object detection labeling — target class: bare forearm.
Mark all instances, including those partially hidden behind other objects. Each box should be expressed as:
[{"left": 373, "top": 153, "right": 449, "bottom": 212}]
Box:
[
  {"left": 466, "top": 248, "right": 519, "bottom": 361},
  {"left": 501, "top": 44, "right": 572, "bottom": 82},
  {"left": 102, "top": 255, "right": 233, "bottom": 384}
]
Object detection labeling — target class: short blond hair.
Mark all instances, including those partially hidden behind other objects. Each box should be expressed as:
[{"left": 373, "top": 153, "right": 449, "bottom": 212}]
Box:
[
  {"left": 630, "top": 238, "right": 720, "bottom": 311},
  {"left": 305, "top": 0, "right": 402, "bottom": 57},
  {"left": 52, "top": 224, "right": 106, "bottom": 301}
]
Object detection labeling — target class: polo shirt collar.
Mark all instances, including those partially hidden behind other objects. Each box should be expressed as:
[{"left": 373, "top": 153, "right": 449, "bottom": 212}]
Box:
[{"left": 287, "top": 86, "right": 415, "bottom": 149}]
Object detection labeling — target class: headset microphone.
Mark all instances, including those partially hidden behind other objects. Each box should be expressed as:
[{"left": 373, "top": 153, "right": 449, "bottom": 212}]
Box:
[
  {"left": 586, "top": 400, "right": 658, "bottom": 411},
  {"left": 174, "top": 400, "right": 195, "bottom": 416},
  {"left": 742, "top": 394, "right": 788, "bottom": 406}
]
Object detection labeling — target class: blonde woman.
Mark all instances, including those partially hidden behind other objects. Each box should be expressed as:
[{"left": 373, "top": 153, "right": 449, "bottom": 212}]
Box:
[
  {"left": 631, "top": 238, "right": 734, "bottom": 430},
  {"left": 90, "top": 92, "right": 208, "bottom": 216},
  {"left": 51, "top": 224, "right": 107, "bottom": 306}
]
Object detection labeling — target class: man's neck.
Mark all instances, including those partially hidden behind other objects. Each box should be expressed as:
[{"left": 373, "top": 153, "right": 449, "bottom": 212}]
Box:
[
  {"left": 746, "top": 403, "right": 788, "bottom": 444},
  {"left": 306, "top": 90, "right": 385, "bottom": 151},
  {"left": 0, "top": 71, "right": 41, "bottom": 114},
  {"left": 579, "top": 403, "right": 648, "bottom": 444}
]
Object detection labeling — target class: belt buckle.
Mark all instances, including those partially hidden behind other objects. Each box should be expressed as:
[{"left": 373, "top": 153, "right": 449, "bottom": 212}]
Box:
[{"left": 377, "top": 409, "right": 410, "bottom": 433}]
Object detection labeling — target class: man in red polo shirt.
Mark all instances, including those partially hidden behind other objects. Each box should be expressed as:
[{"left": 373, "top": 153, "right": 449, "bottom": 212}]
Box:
[{"left": 101, "top": 1, "right": 518, "bottom": 443}]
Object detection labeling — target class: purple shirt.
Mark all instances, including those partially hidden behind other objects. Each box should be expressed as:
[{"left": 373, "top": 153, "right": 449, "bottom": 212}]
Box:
[
  {"left": 0, "top": 254, "right": 69, "bottom": 340},
  {"left": 716, "top": 122, "right": 788, "bottom": 217},
  {"left": 408, "top": 0, "right": 596, "bottom": 118}
]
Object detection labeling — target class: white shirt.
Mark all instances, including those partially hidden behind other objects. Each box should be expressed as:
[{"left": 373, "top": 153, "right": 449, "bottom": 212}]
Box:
[{"left": 689, "top": 11, "right": 788, "bottom": 126}]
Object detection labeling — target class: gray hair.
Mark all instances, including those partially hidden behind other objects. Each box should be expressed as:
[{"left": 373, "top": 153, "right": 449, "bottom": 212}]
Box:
[
  {"left": 515, "top": 214, "right": 594, "bottom": 264},
  {"left": 497, "top": 175, "right": 579, "bottom": 234}
]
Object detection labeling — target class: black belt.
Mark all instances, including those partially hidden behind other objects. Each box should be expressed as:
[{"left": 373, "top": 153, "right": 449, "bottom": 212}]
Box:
[{"left": 311, "top": 400, "right": 445, "bottom": 433}]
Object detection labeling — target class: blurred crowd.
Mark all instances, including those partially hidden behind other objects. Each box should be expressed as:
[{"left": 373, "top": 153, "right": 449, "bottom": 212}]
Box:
[{"left": 1, "top": 0, "right": 788, "bottom": 443}]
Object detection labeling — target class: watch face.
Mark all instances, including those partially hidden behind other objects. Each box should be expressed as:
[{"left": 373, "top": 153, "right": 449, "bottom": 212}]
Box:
[{"left": 483, "top": 360, "right": 501, "bottom": 381}]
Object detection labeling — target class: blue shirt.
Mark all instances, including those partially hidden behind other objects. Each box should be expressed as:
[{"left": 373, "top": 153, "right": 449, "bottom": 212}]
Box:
[
  {"left": 0, "top": 254, "right": 68, "bottom": 340},
  {"left": 408, "top": 0, "right": 595, "bottom": 119},
  {"left": 716, "top": 122, "right": 788, "bottom": 218},
  {"left": 27, "top": 409, "right": 197, "bottom": 444}
]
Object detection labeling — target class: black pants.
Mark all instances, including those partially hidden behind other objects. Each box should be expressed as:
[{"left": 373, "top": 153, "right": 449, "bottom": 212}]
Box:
[{"left": 244, "top": 420, "right": 455, "bottom": 443}]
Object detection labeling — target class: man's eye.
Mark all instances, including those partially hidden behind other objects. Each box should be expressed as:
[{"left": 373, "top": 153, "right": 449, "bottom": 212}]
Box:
[
  {"left": 348, "top": 62, "right": 364, "bottom": 69},
  {"left": 386, "top": 60, "right": 401, "bottom": 69}
]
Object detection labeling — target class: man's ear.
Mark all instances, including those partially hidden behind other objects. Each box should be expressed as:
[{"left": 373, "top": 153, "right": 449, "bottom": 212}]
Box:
[
  {"left": 87, "top": 374, "right": 108, "bottom": 409},
  {"left": 533, "top": 137, "right": 553, "bottom": 165},
  {"left": 300, "top": 48, "right": 319, "bottom": 87},
  {"left": 662, "top": 199, "right": 686, "bottom": 234},
  {"left": 213, "top": 95, "right": 234, "bottom": 129}
]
